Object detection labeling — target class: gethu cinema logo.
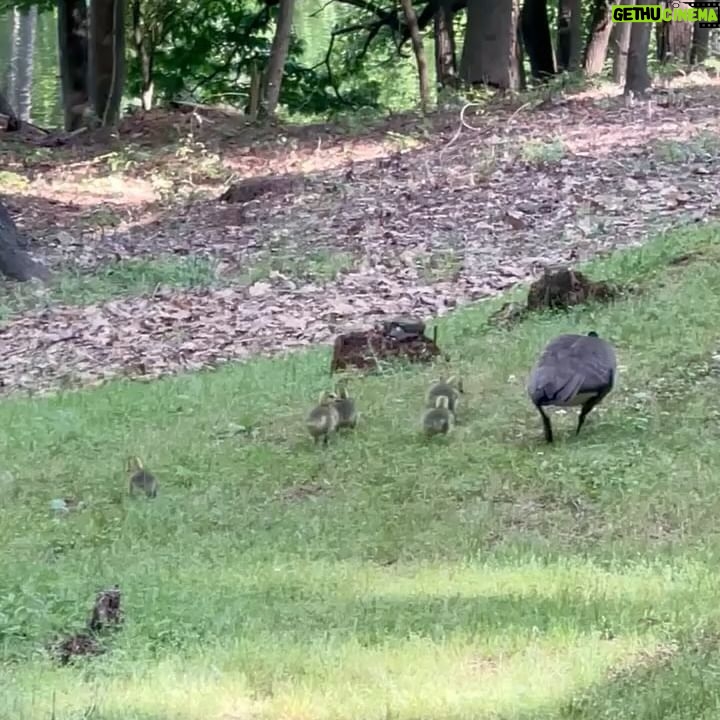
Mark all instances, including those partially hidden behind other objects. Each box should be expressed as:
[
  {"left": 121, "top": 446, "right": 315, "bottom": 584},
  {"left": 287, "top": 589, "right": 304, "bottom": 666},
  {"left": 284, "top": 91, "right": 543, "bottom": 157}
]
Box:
[{"left": 611, "top": 2, "right": 720, "bottom": 26}]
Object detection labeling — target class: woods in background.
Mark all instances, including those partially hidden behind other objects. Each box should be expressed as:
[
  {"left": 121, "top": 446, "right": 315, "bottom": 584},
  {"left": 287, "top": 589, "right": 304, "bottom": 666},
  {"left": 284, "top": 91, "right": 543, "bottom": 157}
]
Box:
[{"left": 0, "top": 0, "right": 717, "bottom": 131}]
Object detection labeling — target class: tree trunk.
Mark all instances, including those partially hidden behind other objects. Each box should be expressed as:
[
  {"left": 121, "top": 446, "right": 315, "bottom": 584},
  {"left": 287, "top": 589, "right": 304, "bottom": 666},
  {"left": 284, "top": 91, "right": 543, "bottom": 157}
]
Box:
[
  {"left": 88, "top": 0, "right": 126, "bottom": 126},
  {"left": 400, "top": 0, "right": 431, "bottom": 112},
  {"left": 583, "top": 0, "right": 612, "bottom": 75},
  {"left": 568, "top": 0, "right": 582, "bottom": 70},
  {"left": 656, "top": 1, "right": 693, "bottom": 63},
  {"left": 0, "top": 89, "right": 20, "bottom": 131},
  {"left": 7, "top": 8, "right": 20, "bottom": 110},
  {"left": 131, "top": 0, "right": 154, "bottom": 110},
  {"left": 12, "top": 5, "right": 36, "bottom": 121},
  {"left": 460, "top": 0, "right": 523, "bottom": 90},
  {"left": 263, "top": 0, "right": 296, "bottom": 117},
  {"left": 434, "top": 0, "right": 457, "bottom": 89},
  {"left": 690, "top": 23, "right": 711, "bottom": 64},
  {"left": 58, "top": 0, "right": 89, "bottom": 131},
  {"left": 610, "top": 0, "right": 634, "bottom": 84},
  {"left": 0, "top": 200, "right": 50, "bottom": 282},
  {"left": 625, "top": 21, "right": 652, "bottom": 95},
  {"left": 521, "top": 0, "right": 555, "bottom": 79},
  {"left": 557, "top": 0, "right": 581, "bottom": 71}
]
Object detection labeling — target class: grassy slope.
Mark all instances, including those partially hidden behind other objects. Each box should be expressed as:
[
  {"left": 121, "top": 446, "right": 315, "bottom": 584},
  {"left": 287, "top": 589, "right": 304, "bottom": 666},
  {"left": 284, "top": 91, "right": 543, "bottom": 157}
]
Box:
[{"left": 2, "top": 224, "right": 720, "bottom": 720}]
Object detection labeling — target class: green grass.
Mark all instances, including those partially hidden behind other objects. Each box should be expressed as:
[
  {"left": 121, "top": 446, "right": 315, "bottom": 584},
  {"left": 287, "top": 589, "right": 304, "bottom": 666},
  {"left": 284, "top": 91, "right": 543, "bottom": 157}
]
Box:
[
  {"left": 242, "top": 248, "right": 357, "bottom": 284},
  {"left": 0, "top": 257, "right": 219, "bottom": 319},
  {"left": 0, "top": 249, "right": 358, "bottom": 320},
  {"left": 2, "top": 224, "right": 720, "bottom": 719}
]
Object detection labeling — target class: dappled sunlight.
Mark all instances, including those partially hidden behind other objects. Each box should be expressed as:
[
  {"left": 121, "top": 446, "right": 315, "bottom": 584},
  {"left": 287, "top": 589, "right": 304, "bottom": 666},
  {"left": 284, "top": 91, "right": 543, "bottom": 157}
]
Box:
[{"left": 4, "top": 633, "right": 656, "bottom": 720}]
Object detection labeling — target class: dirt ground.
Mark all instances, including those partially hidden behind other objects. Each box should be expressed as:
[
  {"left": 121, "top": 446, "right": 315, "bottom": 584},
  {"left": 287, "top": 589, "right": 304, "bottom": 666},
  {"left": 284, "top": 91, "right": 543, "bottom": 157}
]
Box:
[{"left": 0, "top": 76, "right": 719, "bottom": 395}]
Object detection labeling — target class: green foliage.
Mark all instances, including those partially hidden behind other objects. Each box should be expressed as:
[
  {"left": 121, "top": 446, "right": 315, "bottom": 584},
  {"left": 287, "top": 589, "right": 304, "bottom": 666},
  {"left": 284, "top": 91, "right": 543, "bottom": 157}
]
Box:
[{"left": 127, "top": 0, "right": 272, "bottom": 105}]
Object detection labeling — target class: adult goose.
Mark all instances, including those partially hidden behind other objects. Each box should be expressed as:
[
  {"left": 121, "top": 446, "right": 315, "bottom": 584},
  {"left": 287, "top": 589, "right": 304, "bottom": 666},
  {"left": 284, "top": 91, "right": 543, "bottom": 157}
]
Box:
[{"left": 527, "top": 331, "right": 617, "bottom": 443}]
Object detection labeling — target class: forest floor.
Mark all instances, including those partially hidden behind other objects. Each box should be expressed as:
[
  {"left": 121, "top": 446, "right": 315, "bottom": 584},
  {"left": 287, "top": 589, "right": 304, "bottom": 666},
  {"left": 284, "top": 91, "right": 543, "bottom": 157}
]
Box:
[
  {"left": 0, "top": 73, "right": 718, "bottom": 395},
  {"left": 1, "top": 74, "right": 720, "bottom": 720}
]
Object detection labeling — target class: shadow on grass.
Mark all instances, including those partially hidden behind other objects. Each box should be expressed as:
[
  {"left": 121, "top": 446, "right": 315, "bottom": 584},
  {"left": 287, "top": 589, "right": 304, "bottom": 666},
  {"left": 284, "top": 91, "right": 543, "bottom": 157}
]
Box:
[
  {"left": 113, "top": 587, "right": 664, "bottom": 655},
  {"left": 553, "top": 630, "right": 720, "bottom": 720}
]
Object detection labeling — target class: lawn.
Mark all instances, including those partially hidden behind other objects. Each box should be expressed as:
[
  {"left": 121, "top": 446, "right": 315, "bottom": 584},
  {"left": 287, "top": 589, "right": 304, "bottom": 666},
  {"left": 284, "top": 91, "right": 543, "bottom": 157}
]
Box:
[{"left": 2, "top": 223, "right": 720, "bottom": 720}]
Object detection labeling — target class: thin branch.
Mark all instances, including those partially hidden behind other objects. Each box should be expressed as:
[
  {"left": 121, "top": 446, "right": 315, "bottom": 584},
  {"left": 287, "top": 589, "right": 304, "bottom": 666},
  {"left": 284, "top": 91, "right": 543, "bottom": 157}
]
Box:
[{"left": 309, "top": 0, "right": 334, "bottom": 17}]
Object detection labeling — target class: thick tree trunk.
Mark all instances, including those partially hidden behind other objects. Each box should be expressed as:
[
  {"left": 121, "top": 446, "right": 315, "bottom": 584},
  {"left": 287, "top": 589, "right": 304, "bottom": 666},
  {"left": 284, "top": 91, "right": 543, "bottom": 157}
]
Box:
[
  {"left": 0, "top": 89, "right": 20, "bottom": 131},
  {"left": 690, "top": 23, "right": 711, "bottom": 64},
  {"left": 58, "top": 0, "right": 89, "bottom": 131},
  {"left": 557, "top": 0, "right": 581, "bottom": 71},
  {"left": 0, "top": 200, "right": 50, "bottom": 282},
  {"left": 521, "top": 0, "right": 555, "bottom": 79},
  {"left": 610, "top": 0, "right": 634, "bottom": 84},
  {"left": 400, "top": 0, "right": 431, "bottom": 112},
  {"left": 434, "top": 0, "right": 457, "bottom": 89},
  {"left": 460, "top": 0, "right": 523, "bottom": 90},
  {"left": 88, "top": 0, "right": 126, "bottom": 126},
  {"left": 625, "top": 22, "right": 652, "bottom": 95},
  {"left": 656, "top": 1, "right": 693, "bottom": 63},
  {"left": 583, "top": 0, "right": 613, "bottom": 75},
  {"left": 263, "top": 0, "right": 295, "bottom": 117}
]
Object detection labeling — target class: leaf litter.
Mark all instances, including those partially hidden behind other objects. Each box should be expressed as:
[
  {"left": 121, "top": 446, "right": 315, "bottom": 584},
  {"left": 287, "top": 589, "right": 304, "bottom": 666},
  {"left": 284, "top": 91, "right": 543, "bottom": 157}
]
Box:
[{"left": 0, "top": 81, "right": 719, "bottom": 396}]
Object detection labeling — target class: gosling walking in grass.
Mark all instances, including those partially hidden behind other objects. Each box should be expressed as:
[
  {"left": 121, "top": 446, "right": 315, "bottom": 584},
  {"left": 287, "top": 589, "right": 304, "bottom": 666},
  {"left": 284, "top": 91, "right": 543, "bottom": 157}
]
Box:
[
  {"left": 422, "top": 395, "right": 455, "bottom": 437},
  {"left": 527, "top": 331, "right": 617, "bottom": 443},
  {"left": 306, "top": 391, "right": 340, "bottom": 446},
  {"left": 334, "top": 380, "right": 358, "bottom": 430},
  {"left": 127, "top": 456, "right": 158, "bottom": 498},
  {"left": 426, "top": 375, "right": 464, "bottom": 415}
]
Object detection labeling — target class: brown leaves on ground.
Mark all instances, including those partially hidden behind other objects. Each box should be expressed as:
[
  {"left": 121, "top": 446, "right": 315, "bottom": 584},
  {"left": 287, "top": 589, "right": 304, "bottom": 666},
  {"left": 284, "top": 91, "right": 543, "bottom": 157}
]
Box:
[{"left": 0, "top": 80, "right": 719, "bottom": 396}]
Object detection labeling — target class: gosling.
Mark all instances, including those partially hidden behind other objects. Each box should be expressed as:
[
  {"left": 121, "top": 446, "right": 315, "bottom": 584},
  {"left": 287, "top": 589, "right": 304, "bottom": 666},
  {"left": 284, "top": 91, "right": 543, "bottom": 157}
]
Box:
[
  {"left": 422, "top": 395, "right": 455, "bottom": 437},
  {"left": 306, "top": 391, "right": 340, "bottom": 446}
]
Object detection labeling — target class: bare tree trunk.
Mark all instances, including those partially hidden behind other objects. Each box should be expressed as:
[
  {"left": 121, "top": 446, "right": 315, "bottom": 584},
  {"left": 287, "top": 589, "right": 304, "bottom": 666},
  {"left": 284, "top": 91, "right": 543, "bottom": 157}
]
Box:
[
  {"left": 12, "top": 5, "right": 36, "bottom": 122},
  {"left": 521, "top": 0, "right": 555, "bottom": 79},
  {"left": 400, "top": 0, "right": 431, "bottom": 112},
  {"left": 131, "top": 0, "right": 155, "bottom": 110},
  {"left": 58, "top": 0, "right": 89, "bottom": 131},
  {"left": 7, "top": 8, "right": 20, "bottom": 109},
  {"left": 434, "top": 0, "right": 457, "bottom": 89},
  {"left": 557, "top": 0, "right": 582, "bottom": 71},
  {"left": 0, "top": 13, "right": 11, "bottom": 85},
  {"left": 263, "top": 0, "right": 296, "bottom": 117},
  {"left": 656, "top": 1, "right": 693, "bottom": 63},
  {"left": 583, "top": 0, "right": 613, "bottom": 75},
  {"left": 625, "top": 21, "right": 652, "bottom": 95},
  {"left": 690, "top": 23, "right": 711, "bottom": 64},
  {"left": 88, "top": 0, "right": 126, "bottom": 126},
  {"left": 610, "top": 0, "right": 634, "bottom": 83},
  {"left": 0, "top": 199, "right": 50, "bottom": 282},
  {"left": 460, "top": 0, "right": 523, "bottom": 90},
  {"left": 568, "top": 0, "right": 582, "bottom": 70}
]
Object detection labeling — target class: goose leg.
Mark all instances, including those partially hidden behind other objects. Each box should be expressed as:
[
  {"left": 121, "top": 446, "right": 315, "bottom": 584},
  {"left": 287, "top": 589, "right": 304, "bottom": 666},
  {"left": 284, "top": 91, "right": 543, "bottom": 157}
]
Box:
[
  {"left": 576, "top": 390, "right": 610, "bottom": 435},
  {"left": 536, "top": 405, "right": 553, "bottom": 443}
]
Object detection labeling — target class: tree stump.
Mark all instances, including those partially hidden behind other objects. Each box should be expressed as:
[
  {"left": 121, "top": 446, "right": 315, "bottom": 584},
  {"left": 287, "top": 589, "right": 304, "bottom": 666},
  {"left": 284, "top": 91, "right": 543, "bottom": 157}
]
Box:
[
  {"left": 526, "top": 265, "right": 615, "bottom": 311},
  {"left": 330, "top": 315, "right": 443, "bottom": 373},
  {"left": 488, "top": 265, "right": 616, "bottom": 328}
]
